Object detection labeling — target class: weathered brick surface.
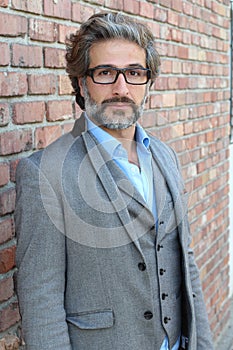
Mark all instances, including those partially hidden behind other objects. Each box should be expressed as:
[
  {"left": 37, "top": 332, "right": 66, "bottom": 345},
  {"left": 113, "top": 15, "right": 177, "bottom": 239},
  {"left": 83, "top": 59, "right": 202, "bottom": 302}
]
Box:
[
  {"left": 28, "top": 74, "right": 56, "bottom": 95},
  {"left": 0, "top": 72, "right": 27, "bottom": 97},
  {"left": 29, "top": 19, "right": 57, "bottom": 42},
  {"left": 0, "top": 0, "right": 231, "bottom": 347},
  {"left": 0, "top": 246, "right": 16, "bottom": 274},
  {"left": 13, "top": 101, "right": 45, "bottom": 124},
  {"left": 12, "top": 44, "right": 43, "bottom": 68}
]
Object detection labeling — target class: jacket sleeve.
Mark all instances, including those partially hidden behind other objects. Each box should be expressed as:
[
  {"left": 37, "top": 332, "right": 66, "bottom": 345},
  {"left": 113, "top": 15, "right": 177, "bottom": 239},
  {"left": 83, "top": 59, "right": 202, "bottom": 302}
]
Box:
[
  {"left": 170, "top": 147, "right": 214, "bottom": 349},
  {"left": 15, "top": 156, "right": 72, "bottom": 350},
  {"left": 186, "top": 227, "right": 214, "bottom": 349}
]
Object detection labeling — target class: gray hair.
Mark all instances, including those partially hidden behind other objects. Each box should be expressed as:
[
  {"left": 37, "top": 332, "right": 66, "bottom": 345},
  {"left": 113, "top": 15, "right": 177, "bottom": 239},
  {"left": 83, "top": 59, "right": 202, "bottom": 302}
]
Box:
[{"left": 66, "top": 12, "right": 161, "bottom": 110}]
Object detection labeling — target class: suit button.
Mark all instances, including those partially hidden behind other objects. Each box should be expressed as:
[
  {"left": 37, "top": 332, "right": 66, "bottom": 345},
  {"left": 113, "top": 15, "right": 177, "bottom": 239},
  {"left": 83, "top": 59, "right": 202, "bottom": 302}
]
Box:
[
  {"left": 150, "top": 224, "right": 155, "bottom": 230},
  {"left": 162, "top": 293, "right": 168, "bottom": 300},
  {"left": 160, "top": 268, "right": 166, "bottom": 275},
  {"left": 144, "top": 311, "right": 153, "bottom": 320},
  {"left": 138, "top": 262, "right": 146, "bottom": 271},
  {"left": 159, "top": 221, "right": 164, "bottom": 225},
  {"left": 157, "top": 244, "right": 163, "bottom": 251},
  {"left": 164, "top": 317, "right": 171, "bottom": 324}
]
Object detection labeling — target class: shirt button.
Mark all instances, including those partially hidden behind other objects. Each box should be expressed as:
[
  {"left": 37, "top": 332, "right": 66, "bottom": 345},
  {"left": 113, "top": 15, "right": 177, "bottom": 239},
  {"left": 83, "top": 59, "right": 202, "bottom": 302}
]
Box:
[
  {"left": 138, "top": 262, "right": 146, "bottom": 271},
  {"left": 144, "top": 311, "right": 153, "bottom": 320}
]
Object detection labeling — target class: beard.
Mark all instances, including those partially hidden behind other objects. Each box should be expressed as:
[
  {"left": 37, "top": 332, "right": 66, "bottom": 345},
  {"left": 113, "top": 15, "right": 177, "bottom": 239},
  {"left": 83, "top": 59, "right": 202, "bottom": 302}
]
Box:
[{"left": 82, "top": 80, "right": 148, "bottom": 130}]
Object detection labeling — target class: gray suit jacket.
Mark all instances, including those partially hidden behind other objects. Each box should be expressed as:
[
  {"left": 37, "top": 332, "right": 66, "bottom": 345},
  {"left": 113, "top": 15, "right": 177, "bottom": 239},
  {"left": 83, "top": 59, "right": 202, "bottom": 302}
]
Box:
[{"left": 15, "top": 114, "right": 213, "bottom": 349}]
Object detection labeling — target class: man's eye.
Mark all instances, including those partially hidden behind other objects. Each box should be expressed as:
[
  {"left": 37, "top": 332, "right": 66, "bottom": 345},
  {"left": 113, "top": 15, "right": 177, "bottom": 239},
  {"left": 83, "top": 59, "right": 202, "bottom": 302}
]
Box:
[
  {"left": 98, "top": 69, "right": 112, "bottom": 76},
  {"left": 128, "top": 70, "right": 140, "bottom": 76}
]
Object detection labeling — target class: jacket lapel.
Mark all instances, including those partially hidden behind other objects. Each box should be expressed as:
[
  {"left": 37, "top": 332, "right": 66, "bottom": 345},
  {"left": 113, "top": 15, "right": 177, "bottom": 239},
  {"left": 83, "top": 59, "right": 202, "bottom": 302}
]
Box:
[{"left": 81, "top": 129, "right": 154, "bottom": 254}]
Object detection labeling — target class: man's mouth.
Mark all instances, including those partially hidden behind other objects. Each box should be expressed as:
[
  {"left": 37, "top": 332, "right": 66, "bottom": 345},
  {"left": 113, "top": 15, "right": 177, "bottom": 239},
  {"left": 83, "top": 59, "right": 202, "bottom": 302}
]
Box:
[{"left": 102, "top": 97, "right": 135, "bottom": 105}]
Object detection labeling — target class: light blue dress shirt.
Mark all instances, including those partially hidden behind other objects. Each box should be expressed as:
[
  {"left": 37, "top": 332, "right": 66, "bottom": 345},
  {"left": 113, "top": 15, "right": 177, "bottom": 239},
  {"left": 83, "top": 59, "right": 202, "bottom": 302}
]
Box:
[{"left": 86, "top": 115, "right": 180, "bottom": 350}]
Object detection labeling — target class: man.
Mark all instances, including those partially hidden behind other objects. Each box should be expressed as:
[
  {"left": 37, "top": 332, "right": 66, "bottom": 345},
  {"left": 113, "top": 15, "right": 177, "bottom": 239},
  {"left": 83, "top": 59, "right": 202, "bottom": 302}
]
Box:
[{"left": 15, "top": 12, "right": 213, "bottom": 350}]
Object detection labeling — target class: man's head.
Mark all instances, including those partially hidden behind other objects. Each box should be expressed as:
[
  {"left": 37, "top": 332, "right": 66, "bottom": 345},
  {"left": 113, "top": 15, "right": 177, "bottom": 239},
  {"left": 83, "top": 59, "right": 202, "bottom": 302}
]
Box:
[{"left": 66, "top": 12, "right": 160, "bottom": 128}]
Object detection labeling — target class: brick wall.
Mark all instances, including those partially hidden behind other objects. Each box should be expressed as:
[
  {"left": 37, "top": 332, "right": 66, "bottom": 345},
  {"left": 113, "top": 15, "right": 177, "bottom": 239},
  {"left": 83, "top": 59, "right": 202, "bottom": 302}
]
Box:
[{"left": 0, "top": 0, "right": 230, "bottom": 348}]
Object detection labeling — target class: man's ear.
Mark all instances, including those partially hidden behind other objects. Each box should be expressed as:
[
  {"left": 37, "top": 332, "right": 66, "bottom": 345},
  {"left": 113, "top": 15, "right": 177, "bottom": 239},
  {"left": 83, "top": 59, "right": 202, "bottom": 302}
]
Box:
[{"left": 78, "top": 78, "right": 84, "bottom": 97}]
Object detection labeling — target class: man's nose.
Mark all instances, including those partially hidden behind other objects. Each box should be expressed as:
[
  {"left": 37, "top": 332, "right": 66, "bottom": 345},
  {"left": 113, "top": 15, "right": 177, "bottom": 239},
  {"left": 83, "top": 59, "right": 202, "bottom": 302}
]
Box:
[{"left": 111, "top": 72, "right": 129, "bottom": 95}]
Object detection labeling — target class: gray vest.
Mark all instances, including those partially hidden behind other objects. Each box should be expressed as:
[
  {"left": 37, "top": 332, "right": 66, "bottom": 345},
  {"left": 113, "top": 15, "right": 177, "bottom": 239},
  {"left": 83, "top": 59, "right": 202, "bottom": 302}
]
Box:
[{"left": 135, "top": 159, "right": 182, "bottom": 349}]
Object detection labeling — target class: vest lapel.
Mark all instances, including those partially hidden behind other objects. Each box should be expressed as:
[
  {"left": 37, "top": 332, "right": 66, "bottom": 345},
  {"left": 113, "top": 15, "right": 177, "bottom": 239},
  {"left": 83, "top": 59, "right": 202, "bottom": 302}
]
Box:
[{"left": 150, "top": 137, "right": 188, "bottom": 241}]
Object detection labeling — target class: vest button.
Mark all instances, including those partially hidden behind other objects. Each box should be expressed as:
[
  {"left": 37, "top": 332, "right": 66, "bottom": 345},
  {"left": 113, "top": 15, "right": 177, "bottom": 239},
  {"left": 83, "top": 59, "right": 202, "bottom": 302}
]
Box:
[
  {"left": 162, "top": 293, "right": 168, "bottom": 300},
  {"left": 144, "top": 311, "right": 153, "bottom": 320},
  {"left": 160, "top": 268, "right": 166, "bottom": 275},
  {"left": 164, "top": 317, "right": 171, "bottom": 324},
  {"left": 157, "top": 244, "right": 163, "bottom": 251},
  {"left": 138, "top": 262, "right": 146, "bottom": 271}
]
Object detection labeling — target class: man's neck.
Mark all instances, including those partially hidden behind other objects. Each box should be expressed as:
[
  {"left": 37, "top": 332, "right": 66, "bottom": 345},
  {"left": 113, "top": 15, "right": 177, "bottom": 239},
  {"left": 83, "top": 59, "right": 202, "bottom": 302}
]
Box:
[{"left": 101, "top": 125, "right": 139, "bottom": 167}]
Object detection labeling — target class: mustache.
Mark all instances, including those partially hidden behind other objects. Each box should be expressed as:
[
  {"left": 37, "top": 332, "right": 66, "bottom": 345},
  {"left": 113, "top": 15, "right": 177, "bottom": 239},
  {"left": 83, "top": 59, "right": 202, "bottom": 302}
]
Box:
[{"left": 102, "top": 97, "right": 135, "bottom": 105}]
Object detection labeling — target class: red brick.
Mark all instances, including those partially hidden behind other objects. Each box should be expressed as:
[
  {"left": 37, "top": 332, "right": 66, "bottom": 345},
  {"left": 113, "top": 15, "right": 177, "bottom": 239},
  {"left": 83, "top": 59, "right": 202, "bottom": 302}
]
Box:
[
  {"left": 29, "top": 19, "right": 57, "bottom": 42},
  {"left": 159, "top": 0, "right": 172, "bottom": 7},
  {"left": 0, "top": 245, "right": 16, "bottom": 273},
  {"left": 123, "top": 0, "right": 140, "bottom": 15},
  {"left": 0, "top": 218, "right": 14, "bottom": 244},
  {"left": 0, "top": 162, "right": 10, "bottom": 187},
  {"left": 44, "top": 0, "right": 71, "bottom": 19},
  {"left": 63, "top": 121, "right": 75, "bottom": 134},
  {"left": 72, "top": 3, "right": 95, "bottom": 22},
  {"left": 12, "top": 44, "right": 43, "bottom": 68},
  {"left": 57, "top": 24, "right": 79, "bottom": 44},
  {"left": 105, "top": 0, "right": 123, "bottom": 10},
  {"left": 28, "top": 74, "right": 56, "bottom": 95},
  {"left": 13, "top": 101, "right": 45, "bottom": 124},
  {"left": 44, "top": 47, "right": 66, "bottom": 68},
  {"left": 0, "top": 0, "right": 8, "bottom": 6},
  {"left": 0, "top": 13, "right": 27, "bottom": 36},
  {"left": 0, "top": 277, "right": 14, "bottom": 302},
  {"left": 0, "top": 188, "right": 16, "bottom": 216},
  {"left": 46, "top": 100, "right": 73, "bottom": 121},
  {"left": 139, "top": 1, "right": 154, "bottom": 18},
  {"left": 0, "top": 72, "right": 27, "bottom": 97},
  {"left": 35, "top": 125, "right": 62, "bottom": 149},
  {"left": 0, "top": 129, "right": 32, "bottom": 155},
  {"left": 58, "top": 75, "right": 73, "bottom": 95},
  {"left": 0, "top": 42, "right": 10, "bottom": 66},
  {"left": 12, "top": 0, "right": 42, "bottom": 13},
  {"left": 0, "top": 302, "right": 20, "bottom": 332},
  {"left": 0, "top": 103, "right": 9, "bottom": 126},
  {"left": 10, "top": 159, "right": 19, "bottom": 183},
  {"left": 162, "top": 93, "right": 176, "bottom": 107},
  {"left": 167, "top": 10, "right": 179, "bottom": 25},
  {"left": 74, "top": 103, "right": 82, "bottom": 119},
  {"left": 154, "top": 7, "right": 168, "bottom": 22}
]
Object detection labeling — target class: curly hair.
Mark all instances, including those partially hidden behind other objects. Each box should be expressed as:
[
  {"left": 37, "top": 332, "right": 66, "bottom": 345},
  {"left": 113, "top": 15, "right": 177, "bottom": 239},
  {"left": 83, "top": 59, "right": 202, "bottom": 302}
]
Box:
[{"left": 66, "top": 12, "right": 161, "bottom": 110}]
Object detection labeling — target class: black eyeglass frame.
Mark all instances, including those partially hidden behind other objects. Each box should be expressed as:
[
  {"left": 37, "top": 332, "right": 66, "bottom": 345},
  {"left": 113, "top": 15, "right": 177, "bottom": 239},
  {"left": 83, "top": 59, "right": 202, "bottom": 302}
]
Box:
[{"left": 86, "top": 66, "right": 151, "bottom": 85}]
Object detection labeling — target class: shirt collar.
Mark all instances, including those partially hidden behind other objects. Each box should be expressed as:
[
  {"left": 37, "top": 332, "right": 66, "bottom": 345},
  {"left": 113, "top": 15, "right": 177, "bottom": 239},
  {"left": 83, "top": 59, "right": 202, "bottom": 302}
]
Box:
[{"left": 85, "top": 113, "right": 150, "bottom": 157}]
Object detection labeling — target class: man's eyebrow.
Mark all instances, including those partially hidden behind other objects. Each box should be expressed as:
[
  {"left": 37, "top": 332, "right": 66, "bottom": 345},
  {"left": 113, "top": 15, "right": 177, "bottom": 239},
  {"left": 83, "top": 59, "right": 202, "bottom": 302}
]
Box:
[
  {"left": 89, "top": 64, "right": 146, "bottom": 69},
  {"left": 128, "top": 64, "right": 146, "bottom": 68}
]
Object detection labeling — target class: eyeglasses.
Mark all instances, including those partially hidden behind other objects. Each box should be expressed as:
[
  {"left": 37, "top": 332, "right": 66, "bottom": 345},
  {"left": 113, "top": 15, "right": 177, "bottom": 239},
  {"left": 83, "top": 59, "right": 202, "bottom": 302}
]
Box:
[{"left": 86, "top": 66, "right": 151, "bottom": 85}]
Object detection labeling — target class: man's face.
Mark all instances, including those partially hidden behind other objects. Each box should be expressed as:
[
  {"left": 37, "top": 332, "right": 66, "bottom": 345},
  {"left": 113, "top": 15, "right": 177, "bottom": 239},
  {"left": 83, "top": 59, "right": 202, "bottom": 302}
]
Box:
[{"left": 79, "top": 39, "right": 149, "bottom": 129}]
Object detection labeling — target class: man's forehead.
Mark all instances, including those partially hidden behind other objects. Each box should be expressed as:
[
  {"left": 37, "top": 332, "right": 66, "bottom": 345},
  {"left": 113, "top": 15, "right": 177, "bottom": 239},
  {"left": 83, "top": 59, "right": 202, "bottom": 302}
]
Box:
[{"left": 88, "top": 39, "right": 146, "bottom": 68}]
